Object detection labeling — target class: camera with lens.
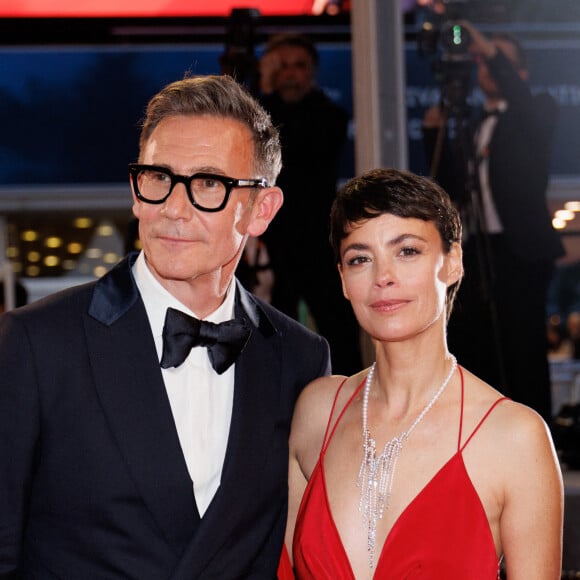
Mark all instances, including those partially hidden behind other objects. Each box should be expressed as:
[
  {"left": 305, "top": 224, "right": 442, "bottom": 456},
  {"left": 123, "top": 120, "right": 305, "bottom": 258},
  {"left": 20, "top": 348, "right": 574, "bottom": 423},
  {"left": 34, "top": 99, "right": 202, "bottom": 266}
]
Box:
[
  {"left": 417, "top": 0, "right": 472, "bottom": 62},
  {"left": 219, "top": 8, "right": 261, "bottom": 93},
  {"left": 439, "top": 20, "right": 471, "bottom": 60},
  {"left": 417, "top": 0, "right": 475, "bottom": 112},
  {"left": 437, "top": 0, "right": 472, "bottom": 61}
]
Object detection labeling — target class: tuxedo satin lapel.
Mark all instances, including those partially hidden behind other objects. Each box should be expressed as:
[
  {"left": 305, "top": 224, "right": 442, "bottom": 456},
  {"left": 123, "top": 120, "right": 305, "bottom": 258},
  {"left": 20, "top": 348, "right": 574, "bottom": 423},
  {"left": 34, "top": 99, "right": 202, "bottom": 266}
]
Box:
[
  {"left": 170, "top": 288, "right": 283, "bottom": 578},
  {"left": 88, "top": 252, "right": 141, "bottom": 325},
  {"left": 87, "top": 255, "right": 200, "bottom": 552},
  {"left": 222, "top": 288, "right": 280, "bottom": 487},
  {"left": 221, "top": 285, "right": 279, "bottom": 490}
]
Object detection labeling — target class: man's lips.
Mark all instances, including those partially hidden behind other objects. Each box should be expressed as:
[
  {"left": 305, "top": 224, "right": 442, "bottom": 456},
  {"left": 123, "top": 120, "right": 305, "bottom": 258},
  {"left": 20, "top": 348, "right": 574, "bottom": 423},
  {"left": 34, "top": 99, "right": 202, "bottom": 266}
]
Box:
[{"left": 157, "top": 234, "right": 198, "bottom": 244}]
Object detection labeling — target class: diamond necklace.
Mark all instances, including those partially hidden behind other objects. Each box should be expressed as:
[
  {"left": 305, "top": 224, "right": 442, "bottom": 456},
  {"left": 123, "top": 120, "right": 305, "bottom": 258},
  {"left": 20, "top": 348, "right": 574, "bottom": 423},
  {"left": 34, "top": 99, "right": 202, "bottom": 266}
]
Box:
[{"left": 357, "top": 355, "right": 457, "bottom": 569}]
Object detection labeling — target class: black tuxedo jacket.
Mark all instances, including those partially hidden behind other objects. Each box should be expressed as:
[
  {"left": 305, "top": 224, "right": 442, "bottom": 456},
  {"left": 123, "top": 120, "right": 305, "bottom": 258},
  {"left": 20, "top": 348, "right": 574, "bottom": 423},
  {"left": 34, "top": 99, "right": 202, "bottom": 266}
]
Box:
[
  {"left": 424, "top": 50, "right": 564, "bottom": 263},
  {"left": 481, "top": 50, "right": 564, "bottom": 262},
  {"left": 0, "top": 253, "right": 331, "bottom": 579}
]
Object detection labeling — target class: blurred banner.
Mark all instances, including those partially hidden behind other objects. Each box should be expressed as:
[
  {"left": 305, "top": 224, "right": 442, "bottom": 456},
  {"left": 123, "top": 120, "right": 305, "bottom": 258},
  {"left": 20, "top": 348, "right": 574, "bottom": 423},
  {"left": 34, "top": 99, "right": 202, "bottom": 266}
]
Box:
[
  {"left": 0, "top": 1, "right": 317, "bottom": 17},
  {"left": 0, "top": 36, "right": 577, "bottom": 188}
]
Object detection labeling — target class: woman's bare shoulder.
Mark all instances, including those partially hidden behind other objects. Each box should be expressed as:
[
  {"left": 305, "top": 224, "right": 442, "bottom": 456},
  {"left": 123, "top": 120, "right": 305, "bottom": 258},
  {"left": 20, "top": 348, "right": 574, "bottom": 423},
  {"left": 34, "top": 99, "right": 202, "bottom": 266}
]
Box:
[
  {"left": 295, "top": 369, "right": 368, "bottom": 423},
  {"left": 291, "top": 369, "right": 369, "bottom": 456},
  {"left": 462, "top": 367, "right": 556, "bottom": 457}
]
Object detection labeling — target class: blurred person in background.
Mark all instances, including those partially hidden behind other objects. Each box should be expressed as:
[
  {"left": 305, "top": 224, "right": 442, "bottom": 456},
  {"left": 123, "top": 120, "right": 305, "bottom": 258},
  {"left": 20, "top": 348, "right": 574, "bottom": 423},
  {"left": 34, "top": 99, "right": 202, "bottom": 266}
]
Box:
[{"left": 259, "top": 32, "right": 362, "bottom": 375}]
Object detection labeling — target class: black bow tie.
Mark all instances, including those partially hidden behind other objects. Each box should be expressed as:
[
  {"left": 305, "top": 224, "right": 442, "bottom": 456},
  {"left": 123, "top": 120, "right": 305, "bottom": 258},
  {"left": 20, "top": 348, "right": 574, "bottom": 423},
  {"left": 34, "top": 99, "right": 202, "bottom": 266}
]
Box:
[{"left": 160, "top": 307, "right": 252, "bottom": 375}]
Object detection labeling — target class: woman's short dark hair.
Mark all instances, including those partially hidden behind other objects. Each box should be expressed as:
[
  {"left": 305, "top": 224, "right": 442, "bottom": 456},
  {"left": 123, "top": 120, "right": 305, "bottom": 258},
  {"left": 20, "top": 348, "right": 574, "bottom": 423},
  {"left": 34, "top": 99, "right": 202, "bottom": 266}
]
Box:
[{"left": 330, "top": 168, "right": 462, "bottom": 317}]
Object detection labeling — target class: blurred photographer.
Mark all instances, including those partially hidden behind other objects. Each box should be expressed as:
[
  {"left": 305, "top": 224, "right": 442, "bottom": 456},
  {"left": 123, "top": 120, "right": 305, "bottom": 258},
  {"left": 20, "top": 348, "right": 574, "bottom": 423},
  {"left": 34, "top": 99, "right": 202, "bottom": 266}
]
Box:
[
  {"left": 259, "top": 33, "right": 362, "bottom": 376},
  {"left": 423, "top": 20, "right": 564, "bottom": 422}
]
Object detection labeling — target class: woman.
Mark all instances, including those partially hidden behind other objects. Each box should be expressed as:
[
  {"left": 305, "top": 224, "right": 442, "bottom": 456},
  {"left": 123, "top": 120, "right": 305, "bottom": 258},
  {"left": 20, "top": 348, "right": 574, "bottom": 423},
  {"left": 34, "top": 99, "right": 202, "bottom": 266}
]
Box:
[{"left": 284, "top": 169, "right": 563, "bottom": 579}]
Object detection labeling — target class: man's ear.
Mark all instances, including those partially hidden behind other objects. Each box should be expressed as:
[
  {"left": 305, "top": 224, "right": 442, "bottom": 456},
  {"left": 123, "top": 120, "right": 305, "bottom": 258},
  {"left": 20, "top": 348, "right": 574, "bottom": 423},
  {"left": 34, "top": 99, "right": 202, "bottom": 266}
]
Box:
[
  {"left": 129, "top": 180, "right": 142, "bottom": 219},
  {"left": 247, "top": 187, "right": 284, "bottom": 237}
]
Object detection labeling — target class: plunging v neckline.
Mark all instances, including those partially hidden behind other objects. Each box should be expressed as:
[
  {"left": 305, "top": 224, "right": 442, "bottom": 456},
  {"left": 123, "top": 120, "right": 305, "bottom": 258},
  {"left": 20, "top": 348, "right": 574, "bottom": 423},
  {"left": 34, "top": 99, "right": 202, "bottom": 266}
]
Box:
[
  {"left": 304, "top": 365, "right": 504, "bottom": 579},
  {"left": 320, "top": 448, "right": 469, "bottom": 578}
]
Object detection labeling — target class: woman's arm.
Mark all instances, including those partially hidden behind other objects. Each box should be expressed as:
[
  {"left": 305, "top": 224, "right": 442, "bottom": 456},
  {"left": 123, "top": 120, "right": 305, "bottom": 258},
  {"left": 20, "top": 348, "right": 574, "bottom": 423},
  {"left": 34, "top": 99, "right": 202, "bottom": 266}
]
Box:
[
  {"left": 285, "top": 432, "right": 309, "bottom": 555},
  {"left": 500, "top": 407, "right": 564, "bottom": 579},
  {"left": 284, "top": 375, "right": 347, "bottom": 560}
]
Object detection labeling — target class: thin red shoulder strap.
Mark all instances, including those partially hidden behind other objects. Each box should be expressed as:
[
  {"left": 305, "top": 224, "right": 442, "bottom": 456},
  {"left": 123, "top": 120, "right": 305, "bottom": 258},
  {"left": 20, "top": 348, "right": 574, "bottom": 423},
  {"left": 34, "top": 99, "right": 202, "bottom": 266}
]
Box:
[
  {"left": 458, "top": 367, "right": 509, "bottom": 452},
  {"left": 457, "top": 366, "right": 465, "bottom": 451},
  {"left": 321, "top": 373, "right": 367, "bottom": 455}
]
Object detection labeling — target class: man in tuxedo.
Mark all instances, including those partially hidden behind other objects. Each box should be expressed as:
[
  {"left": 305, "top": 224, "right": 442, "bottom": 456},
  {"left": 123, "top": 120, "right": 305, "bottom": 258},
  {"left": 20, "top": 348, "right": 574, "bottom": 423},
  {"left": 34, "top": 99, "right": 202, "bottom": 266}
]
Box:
[
  {"left": 424, "top": 22, "right": 564, "bottom": 422},
  {"left": 0, "top": 75, "right": 331, "bottom": 579}
]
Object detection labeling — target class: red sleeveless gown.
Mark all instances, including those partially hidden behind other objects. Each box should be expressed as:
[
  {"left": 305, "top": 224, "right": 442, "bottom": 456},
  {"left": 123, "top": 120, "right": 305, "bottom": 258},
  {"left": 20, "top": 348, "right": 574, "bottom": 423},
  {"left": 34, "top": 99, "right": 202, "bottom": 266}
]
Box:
[{"left": 291, "top": 366, "right": 505, "bottom": 579}]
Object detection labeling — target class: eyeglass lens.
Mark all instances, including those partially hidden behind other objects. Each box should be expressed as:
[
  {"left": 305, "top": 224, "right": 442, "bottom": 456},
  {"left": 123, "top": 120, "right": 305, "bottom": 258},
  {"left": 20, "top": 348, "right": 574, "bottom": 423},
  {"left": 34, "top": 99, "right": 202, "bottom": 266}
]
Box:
[{"left": 136, "top": 168, "right": 228, "bottom": 209}]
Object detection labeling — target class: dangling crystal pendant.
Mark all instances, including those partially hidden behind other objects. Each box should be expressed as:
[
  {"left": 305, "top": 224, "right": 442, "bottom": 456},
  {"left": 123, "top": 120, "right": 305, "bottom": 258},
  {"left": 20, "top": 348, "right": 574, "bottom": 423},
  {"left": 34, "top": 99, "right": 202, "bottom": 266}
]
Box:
[{"left": 357, "top": 356, "right": 457, "bottom": 569}]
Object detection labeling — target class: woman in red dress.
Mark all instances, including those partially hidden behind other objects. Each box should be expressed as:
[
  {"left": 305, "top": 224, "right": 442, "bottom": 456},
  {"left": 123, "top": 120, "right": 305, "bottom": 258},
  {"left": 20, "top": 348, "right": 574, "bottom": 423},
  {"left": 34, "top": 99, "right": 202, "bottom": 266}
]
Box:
[{"left": 284, "top": 168, "right": 563, "bottom": 579}]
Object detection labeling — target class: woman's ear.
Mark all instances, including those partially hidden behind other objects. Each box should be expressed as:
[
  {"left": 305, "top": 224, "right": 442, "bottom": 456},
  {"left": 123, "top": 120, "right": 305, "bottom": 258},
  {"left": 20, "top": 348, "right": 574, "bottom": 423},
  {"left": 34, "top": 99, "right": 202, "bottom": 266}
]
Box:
[
  {"left": 247, "top": 187, "right": 284, "bottom": 237},
  {"left": 337, "top": 263, "right": 350, "bottom": 301},
  {"left": 446, "top": 242, "right": 463, "bottom": 287}
]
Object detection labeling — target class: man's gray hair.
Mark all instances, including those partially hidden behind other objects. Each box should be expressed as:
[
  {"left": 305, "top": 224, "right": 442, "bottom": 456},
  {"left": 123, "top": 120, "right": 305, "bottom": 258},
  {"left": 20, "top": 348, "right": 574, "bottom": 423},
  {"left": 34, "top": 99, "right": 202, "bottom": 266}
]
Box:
[{"left": 139, "top": 75, "right": 282, "bottom": 185}]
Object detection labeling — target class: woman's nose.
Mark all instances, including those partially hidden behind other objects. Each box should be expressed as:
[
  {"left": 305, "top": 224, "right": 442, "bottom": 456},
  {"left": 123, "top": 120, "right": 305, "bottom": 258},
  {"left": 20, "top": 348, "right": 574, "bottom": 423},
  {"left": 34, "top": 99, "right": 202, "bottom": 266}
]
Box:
[{"left": 374, "top": 262, "right": 395, "bottom": 288}]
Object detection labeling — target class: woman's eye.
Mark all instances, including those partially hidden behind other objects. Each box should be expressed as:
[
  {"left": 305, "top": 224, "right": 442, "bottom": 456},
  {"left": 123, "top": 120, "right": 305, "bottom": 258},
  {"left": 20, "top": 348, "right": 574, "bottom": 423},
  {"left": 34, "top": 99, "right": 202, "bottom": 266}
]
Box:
[
  {"left": 346, "top": 255, "right": 370, "bottom": 266},
  {"left": 399, "top": 246, "right": 420, "bottom": 257}
]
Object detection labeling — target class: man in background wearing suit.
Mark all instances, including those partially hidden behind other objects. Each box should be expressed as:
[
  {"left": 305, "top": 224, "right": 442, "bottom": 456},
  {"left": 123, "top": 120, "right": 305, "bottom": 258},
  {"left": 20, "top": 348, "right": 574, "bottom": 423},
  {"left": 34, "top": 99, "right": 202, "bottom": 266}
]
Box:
[
  {"left": 0, "top": 75, "right": 331, "bottom": 579},
  {"left": 423, "top": 22, "right": 564, "bottom": 422},
  {"left": 259, "top": 33, "right": 362, "bottom": 376}
]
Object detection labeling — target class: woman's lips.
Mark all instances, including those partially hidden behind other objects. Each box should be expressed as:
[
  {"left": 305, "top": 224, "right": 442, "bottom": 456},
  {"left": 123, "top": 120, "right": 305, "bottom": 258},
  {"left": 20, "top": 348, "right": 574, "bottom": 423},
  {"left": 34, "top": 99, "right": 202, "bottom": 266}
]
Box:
[{"left": 369, "top": 299, "right": 409, "bottom": 313}]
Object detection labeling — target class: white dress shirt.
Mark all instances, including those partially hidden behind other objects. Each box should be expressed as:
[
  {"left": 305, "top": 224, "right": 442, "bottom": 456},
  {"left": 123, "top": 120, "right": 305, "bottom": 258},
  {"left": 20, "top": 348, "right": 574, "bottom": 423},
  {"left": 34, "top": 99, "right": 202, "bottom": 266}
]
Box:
[
  {"left": 475, "top": 100, "right": 508, "bottom": 234},
  {"left": 133, "top": 251, "right": 235, "bottom": 516}
]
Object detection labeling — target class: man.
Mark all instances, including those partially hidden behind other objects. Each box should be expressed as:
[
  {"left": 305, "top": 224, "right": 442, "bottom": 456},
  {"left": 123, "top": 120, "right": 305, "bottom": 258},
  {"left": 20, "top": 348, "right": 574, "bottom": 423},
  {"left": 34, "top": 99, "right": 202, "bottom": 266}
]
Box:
[
  {"left": 259, "top": 33, "right": 362, "bottom": 376},
  {"left": 424, "top": 22, "right": 564, "bottom": 421},
  {"left": 0, "top": 75, "right": 331, "bottom": 579}
]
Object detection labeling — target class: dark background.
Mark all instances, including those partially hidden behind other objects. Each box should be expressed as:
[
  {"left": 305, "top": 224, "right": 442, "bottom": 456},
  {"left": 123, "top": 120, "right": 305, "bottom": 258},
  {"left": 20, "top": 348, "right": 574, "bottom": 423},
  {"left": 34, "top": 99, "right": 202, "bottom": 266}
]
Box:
[{"left": 0, "top": 6, "right": 579, "bottom": 188}]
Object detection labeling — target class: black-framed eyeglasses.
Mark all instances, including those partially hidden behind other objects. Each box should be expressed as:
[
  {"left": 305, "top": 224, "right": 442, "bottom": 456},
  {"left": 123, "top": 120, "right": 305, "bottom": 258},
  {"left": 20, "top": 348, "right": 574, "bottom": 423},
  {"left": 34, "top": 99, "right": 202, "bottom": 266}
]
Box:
[{"left": 128, "top": 163, "right": 269, "bottom": 212}]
